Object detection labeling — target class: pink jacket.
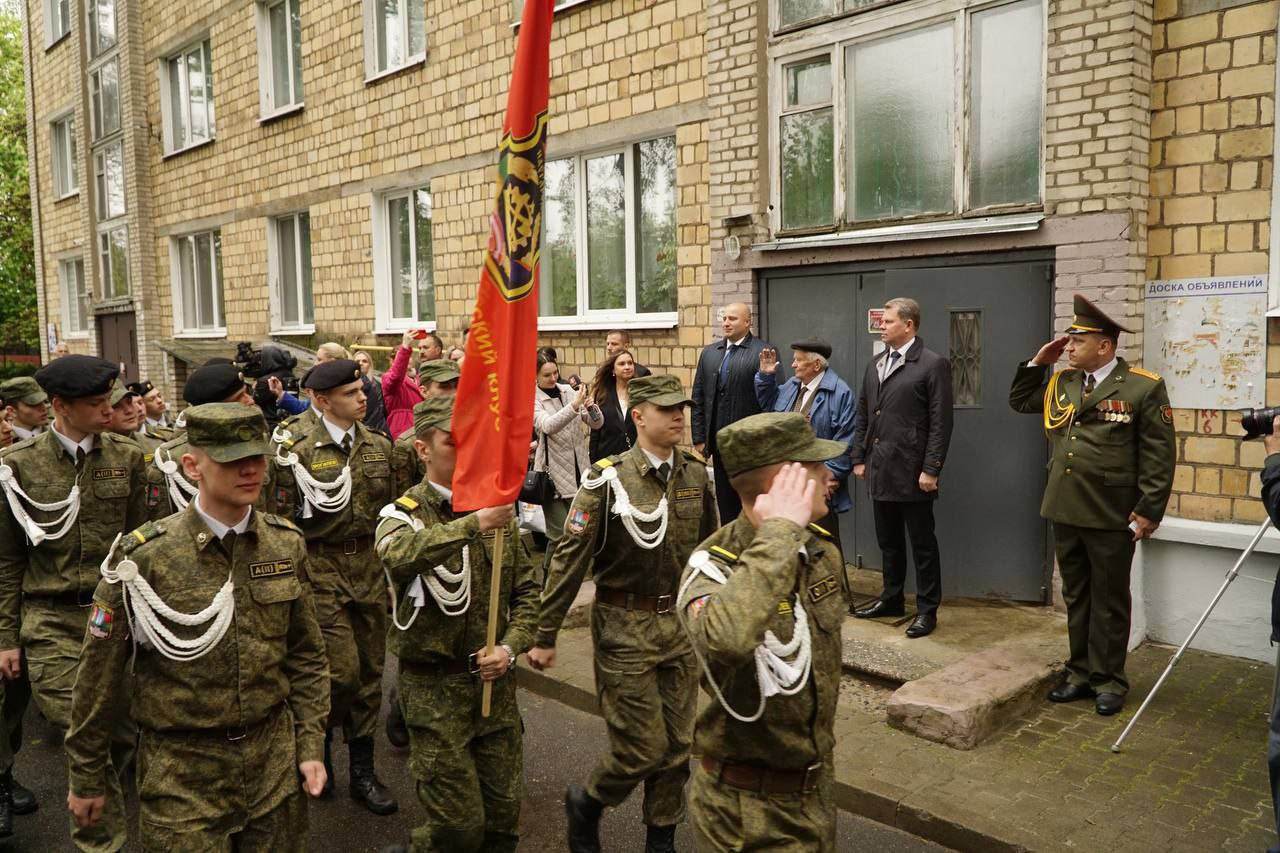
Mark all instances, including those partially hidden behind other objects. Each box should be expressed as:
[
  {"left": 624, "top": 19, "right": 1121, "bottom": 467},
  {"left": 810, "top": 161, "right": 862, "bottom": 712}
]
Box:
[{"left": 382, "top": 345, "right": 424, "bottom": 438}]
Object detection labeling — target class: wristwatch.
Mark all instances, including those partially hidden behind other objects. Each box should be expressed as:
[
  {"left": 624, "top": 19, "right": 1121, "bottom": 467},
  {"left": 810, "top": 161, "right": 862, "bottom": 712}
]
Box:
[{"left": 501, "top": 644, "right": 515, "bottom": 669}]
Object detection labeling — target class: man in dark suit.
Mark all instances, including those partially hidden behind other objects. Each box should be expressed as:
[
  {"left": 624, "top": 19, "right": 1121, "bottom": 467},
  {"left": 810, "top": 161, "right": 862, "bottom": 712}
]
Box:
[
  {"left": 850, "top": 298, "right": 954, "bottom": 638},
  {"left": 691, "top": 303, "right": 770, "bottom": 521},
  {"left": 603, "top": 330, "right": 651, "bottom": 377}
]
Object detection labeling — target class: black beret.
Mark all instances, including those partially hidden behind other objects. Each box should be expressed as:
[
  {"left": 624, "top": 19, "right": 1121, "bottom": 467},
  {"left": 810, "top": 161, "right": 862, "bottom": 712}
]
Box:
[
  {"left": 126, "top": 380, "right": 156, "bottom": 397},
  {"left": 183, "top": 363, "right": 250, "bottom": 406},
  {"left": 791, "top": 338, "right": 833, "bottom": 360},
  {"left": 203, "top": 357, "right": 234, "bottom": 366},
  {"left": 34, "top": 355, "right": 118, "bottom": 399},
  {"left": 303, "top": 359, "right": 363, "bottom": 392}
]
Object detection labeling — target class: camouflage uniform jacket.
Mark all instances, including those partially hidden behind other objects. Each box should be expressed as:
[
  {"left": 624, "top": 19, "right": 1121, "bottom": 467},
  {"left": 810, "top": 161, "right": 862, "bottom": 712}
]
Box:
[
  {"left": 143, "top": 433, "right": 274, "bottom": 521},
  {"left": 390, "top": 428, "right": 424, "bottom": 496},
  {"left": 677, "top": 516, "right": 847, "bottom": 770},
  {"left": 375, "top": 482, "right": 539, "bottom": 666},
  {"left": 133, "top": 423, "right": 181, "bottom": 462},
  {"left": 536, "top": 446, "right": 717, "bottom": 648},
  {"left": 65, "top": 507, "right": 329, "bottom": 797},
  {"left": 0, "top": 431, "right": 148, "bottom": 648}
]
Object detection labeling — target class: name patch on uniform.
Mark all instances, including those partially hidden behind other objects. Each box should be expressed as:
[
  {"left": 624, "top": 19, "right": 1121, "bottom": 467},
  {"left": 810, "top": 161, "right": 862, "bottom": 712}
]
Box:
[
  {"left": 310, "top": 459, "right": 340, "bottom": 472},
  {"left": 92, "top": 467, "right": 127, "bottom": 481},
  {"left": 361, "top": 452, "right": 388, "bottom": 463},
  {"left": 675, "top": 488, "right": 701, "bottom": 500},
  {"left": 808, "top": 576, "right": 839, "bottom": 604},
  {"left": 566, "top": 508, "right": 590, "bottom": 535},
  {"left": 249, "top": 559, "right": 295, "bottom": 579},
  {"left": 88, "top": 603, "right": 113, "bottom": 639}
]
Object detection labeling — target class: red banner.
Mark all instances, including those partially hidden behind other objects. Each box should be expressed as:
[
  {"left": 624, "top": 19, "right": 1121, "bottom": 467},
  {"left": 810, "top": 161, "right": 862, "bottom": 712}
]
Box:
[{"left": 452, "top": 0, "right": 554, "bottom": 512}]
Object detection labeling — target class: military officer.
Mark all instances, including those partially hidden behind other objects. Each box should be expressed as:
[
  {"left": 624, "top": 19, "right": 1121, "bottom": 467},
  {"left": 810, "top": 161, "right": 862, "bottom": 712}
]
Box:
[
  {"left": 1010, "top": 294, "right": 1176, "bottom": 716},
  {"left": 527, "top": 375, "right": 717, "bottom": 853},
  {"left": 677, "top": 413, "right": 849, "bottom": 851},
  {"left": 0, "top": 355, "right": 148, "bottom": 851},
  {"left": 273, "top": 358, "right": 398, "bottom": 814},
  {"left": 65, "top": 403, "right": 330, "bottom": 849},
  {"left": 376, "top": 395, "right": 538, "bottom": 852},
  {"left": 0, "top": 376, "right": 49, "bottom": 442}
]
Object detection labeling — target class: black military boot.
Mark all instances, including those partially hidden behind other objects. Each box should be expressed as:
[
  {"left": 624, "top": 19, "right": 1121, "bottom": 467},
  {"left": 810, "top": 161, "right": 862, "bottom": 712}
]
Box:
[
  {"left": 1, "top": 768, "right": 34, "bottom": 816},
  {"left": 348, "top": 736, "right": 398, "bottom": 815},
  {"left": 384, "top": 699, "right": 409, "bottom": 750},
  {"left": 320, "top": 729, "right": 334, "bottom": 799},
  {"left": 645, "top": 824, "right": 677, "bottom": 853},
  {"left": 0, "top": 769, "right": 13, "bottom": 838},
  {"left": 565, "top": 784, "right": 603, "bottom": 853}
]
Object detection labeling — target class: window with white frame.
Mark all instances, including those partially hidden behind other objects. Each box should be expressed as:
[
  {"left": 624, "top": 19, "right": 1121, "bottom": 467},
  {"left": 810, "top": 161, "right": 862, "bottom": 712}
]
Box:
[
  {"left": 59, "top": 258, "right": 89, "bottom": 336},
  {"left": 538, "top": 136, "right": 677, "bottom": 325},
  {"left": 172, "top": 231, "right": 225, "bottom": 333},
  {"left": 364, "top": 0, "right": 425, "bottom": 79},
  {"left": 161, "top": 39, "right": 215, "bottom": 154},
  {"left": 87, "top": 0, "right": 117, "bottom": 59},
  {"left": 772, "top": 0, "right": 1044, "bottom": 234},
  {"left": 256, "top": 0, "right": 304, "bottom": 117},
  {"left": 45, "top": 0, "right": 70, "bottom": 45},
  {"left": 511, "top": 0, "right": 591, "bottom": 18},
  {"left": 98, "top": 227, "right": 129, "bottom": 299},
  {"left": 374, "top": 188, "right": 434, "bottom": 329},
  {"left": 89, "top": 58, "right": 120, "bottom": 141},
  {"left": 93, "top": 141, "right": 125, "bottom": 220},
  {"left": 50, "top": 114, "right": 78, "bottom": 198},
  {"left": 269, "top": 213, "right": 314, "bottom": 331}
]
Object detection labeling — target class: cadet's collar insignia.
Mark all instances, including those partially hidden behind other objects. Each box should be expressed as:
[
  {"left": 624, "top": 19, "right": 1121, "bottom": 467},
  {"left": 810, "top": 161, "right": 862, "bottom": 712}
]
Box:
[
  {"left": 1160, "top": 404, "right": 1173, "bottom": 425},
  {"left": 196, "top": 531, "right": 209, "bottom": 546},
  {"left": 808, "top": 575, "right": 839, "bottom": 603},
  {"left": 88, "top": 602, "right": 114, "bottom": 639}
]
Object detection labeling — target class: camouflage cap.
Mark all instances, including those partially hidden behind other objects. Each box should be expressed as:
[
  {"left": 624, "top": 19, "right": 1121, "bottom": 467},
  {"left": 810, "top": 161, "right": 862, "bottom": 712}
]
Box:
[
  {"left": 627, "top": 374, "right": 692, "bottom": 411},
  {"left": 0, "top": 376, "right": 47, "bottom": 406},
  {"left": 109, "top": 380, "right": 138, "bottom": 407},
  {"left": 184, "top": 403, "right": 271, "bottom": 463},
  {"left": 413, "top": 396, "right": 453, "bottom": 437},
  {"left": 419, "top": 359, "right": 461, "bottom": 383},
  {"left": 715, "top": 412, "right": 848, "bottom": 478}
]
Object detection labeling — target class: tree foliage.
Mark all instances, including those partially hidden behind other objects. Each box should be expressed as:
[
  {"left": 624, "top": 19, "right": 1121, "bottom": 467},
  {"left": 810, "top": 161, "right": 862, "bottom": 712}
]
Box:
[{"left": 0, "top": 10, "right": 37, "bottom": 354}]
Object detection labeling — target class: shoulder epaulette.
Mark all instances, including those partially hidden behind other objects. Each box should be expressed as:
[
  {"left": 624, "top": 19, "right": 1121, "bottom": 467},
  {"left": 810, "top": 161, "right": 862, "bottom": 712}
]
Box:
[
  {"left": 709, "top": 545, "right": 739, "bottom": 563},
  {"left": 122, "top": 521, "right": 165, "bottom": 552},
  {"left": 808, "top": 522, "right": 834, "bottom": 540},
  {"left": 263, "top": 513, "right": 303, "bottom": 534},
  {"left": 682, "top": 448, "right": 706, "bottom": 464},
  {"left": 1129, "top": 367, "right": 1161, "bottom": 382},
  {"left": 593, "top": 456, "right": 618, "bottom": 471},
  {"left": 1, "top": 435, "right": 38, "bottom": 456},
  {"left": 395, "top": 496, "right": 420, "bottom": 513}
]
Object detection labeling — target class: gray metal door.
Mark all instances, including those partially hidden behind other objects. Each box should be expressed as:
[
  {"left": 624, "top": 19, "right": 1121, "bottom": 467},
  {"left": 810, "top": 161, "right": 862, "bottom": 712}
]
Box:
[{"left": 760, "top": 256, "right": 1052, "bottom": 602}]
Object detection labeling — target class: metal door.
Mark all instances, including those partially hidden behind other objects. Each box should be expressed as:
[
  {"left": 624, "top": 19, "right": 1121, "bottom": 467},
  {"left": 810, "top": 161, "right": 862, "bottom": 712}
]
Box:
[{"left": 97, "top": 312, "right": 138, "bottom": 383}]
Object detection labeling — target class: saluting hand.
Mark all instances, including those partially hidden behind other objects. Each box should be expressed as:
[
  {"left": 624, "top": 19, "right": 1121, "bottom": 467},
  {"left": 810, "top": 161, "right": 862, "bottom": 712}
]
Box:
[
  {"left": 754, "top": 462, "right": 816, "bottom": 529},
  {"left": 1032, "top": 336, "right": 1070, "bottom": 367},
  {"left": 759, "top": 347, "right": 779, "bottom": 375},
  {"left": 68, "top": 792, "right": 105, "bottom": 828},
  {"left": 299, "top": 761, "right": 327, "bottom": 797}
]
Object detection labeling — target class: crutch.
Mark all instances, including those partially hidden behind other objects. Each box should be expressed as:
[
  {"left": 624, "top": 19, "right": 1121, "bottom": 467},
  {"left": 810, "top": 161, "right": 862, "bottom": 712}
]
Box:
[{"left": 1111, "top": 517, "right": 1273, "bottom": 752}]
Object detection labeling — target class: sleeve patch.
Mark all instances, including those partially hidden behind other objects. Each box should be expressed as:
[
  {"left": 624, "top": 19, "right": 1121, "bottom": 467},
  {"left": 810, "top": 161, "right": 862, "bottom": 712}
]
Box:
[
  {"left": 88, "top": 603, "right": 114, "bottom": 639},
  {"left": 686, "top": 595, "right": 710, "bottom": 619},
  {"left": 1160, "top": 405, "right": 1173, "bottom": 425},
  {"left": 566, "top": 508, "right": 590, "bottom": 535}
]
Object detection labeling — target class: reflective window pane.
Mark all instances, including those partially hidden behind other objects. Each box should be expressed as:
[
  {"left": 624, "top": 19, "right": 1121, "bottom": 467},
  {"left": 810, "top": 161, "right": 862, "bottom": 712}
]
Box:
[
  {"left": 377, "top": 0, "right": 403, "bottom": 72},
  {"left": 778, "top": 0, "right": 833, "bottom": 28},
  {"left": 95, "top": 142, "right": 125, "bottom": 221},
  {"left": 196, "top": 233, "right": 215, "bottom": 327},
  {"left": 848, "top": 24, "right": 954, "bottom": 221},
  {"left": 290, "top": 0, "right": 304, "bottom": 103},
  {"left": 108, "top": 228, "right": 129, "bottom": 298},
  {"left": 540, "top": 158, "right": 577, "bottom": 317},
  {"left": 299, "top": 214, "right": 314, "bottom": 325},
  {"left": 179, "top": 237, "right": 196, "bottom": 328},
  {"left": 92, "top": 59, "right": 120, "bottom": 140},
  {"left": 168, "top": 59, "right": 187, "bottom": 150},
  {"left": 270, "top": 1, "right": 291, "bottom": 108},
  {"left": 780, "top": 109, "right": 834, "bottom": 230},
  {"left": 586, "top": 153, "right": 625, "bottom": 311},
  {"left": 389, "top": 196, "right": 412, "bottom": 319},
  {"left": 635, "top": 137, "right": 676, "bottom": 314},
  {"left": 188, "top": 48, "right": 208, "bottom": 142},
  {"left": 785, "top": 58, "right": 830, "bottom": 109},
  {"left": 278, "top": 216, "right": 299, "bottom": 325},
  {"left": 409, "top": 0, "right": 425, "bottom": 56},
  {"left": 89, "top": 0, "right": 117, "bottom": 58},
  {"left": 970, "top": 0, "right": 1043, "bottom": 208},
  {"left": 414, "top": 189, "right": 434, "bottom": 322}
]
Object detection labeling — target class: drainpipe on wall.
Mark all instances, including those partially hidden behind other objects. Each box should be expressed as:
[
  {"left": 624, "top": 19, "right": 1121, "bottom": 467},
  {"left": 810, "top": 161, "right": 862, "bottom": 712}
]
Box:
[
  {"left": 1267, "top": 16, "right": 1280, "bottom": 315},
  {"left": 18, "top": 0, "right": 48, "bottom": 362}
]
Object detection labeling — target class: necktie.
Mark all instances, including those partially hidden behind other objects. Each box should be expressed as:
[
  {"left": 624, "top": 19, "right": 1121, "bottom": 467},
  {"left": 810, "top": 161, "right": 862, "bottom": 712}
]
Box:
[
  {"left": 1083, "top": 373, "right": 1096, "bottom": 396},
  {"left": 75, "top": 448, "right": 86, "bottom": 468},
  {"left": 792, "top": 387, "right": 806, "bottom": 412},
  {"left": 718, "top": 344, "right": 735, "bottom": 384},
  {"left": 222, "top": 530, "right": 237, "bottom": 554},
  {"left": 656, "top": 462, "right": 670, "bottom": 484},
  {"left": 341, "top": 435, "right": 352, "bottom": 455},
  {"left": 884, "top": 350, "right": 901, "bottom": 380}
]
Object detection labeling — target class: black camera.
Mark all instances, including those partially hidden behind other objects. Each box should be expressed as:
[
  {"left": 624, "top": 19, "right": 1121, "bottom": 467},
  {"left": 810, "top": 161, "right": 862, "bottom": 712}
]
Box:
[{"left": 1241, "top": 407, "right": 1280, "bottom": 439}]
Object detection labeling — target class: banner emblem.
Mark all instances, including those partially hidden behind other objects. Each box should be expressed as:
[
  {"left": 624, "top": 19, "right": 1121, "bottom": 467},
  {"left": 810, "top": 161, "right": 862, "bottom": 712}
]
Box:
[{"left": 485, "top": 112, "right": 548, "bottom": 303}]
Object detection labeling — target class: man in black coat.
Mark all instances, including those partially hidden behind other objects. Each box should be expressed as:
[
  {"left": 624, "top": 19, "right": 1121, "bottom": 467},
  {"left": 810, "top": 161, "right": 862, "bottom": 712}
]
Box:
[
  {"left": 691, "top": 302, "right": 771, "bottom": 521},
  {"left": 850, "top": 297, "right": 954, "bottom": 638}
]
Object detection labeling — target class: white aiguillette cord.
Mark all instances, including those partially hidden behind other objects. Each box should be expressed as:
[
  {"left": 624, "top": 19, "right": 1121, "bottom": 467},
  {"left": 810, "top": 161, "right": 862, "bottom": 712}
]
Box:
[
  {"left": 677, "top": 550, "right": 813, "bottom": 723},
  {"left": 0, "top": 463, "right": 80, "bottom": 546},
  {"left": 99, "top": 533, "right": 235, "bottom": 664},
  {"left": 272, "top": 434, "right": 352, "bottom": 519},
  {"left": 378, "top": 504, "right": 471, "bottom": 629},
  {"left": 579, "top": 465, "right": 668, "bottom": 549},
  {"left": 154, "top": 446, "right": 197, "bottom": 511}
]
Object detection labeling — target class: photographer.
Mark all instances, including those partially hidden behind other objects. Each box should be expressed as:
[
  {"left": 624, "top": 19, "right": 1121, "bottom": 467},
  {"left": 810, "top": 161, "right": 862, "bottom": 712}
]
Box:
[
  {"left": 1259, "top": 414, "right": 1280, "bottom": 852},
  {"left": 237, "top": 343, "right": 302, "bottom": 429}
]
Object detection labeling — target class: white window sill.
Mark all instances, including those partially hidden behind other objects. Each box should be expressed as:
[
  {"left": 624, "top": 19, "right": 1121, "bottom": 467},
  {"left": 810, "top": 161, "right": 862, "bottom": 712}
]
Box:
[
  {"left": 162, "top": 137, "right": 216, "bottom": 161},
  {"left": 365, "top": 55, "right": 426, "bottom": 86},
  {"left": 511, "top": 0, "right": 596, "bottom": 27},
  {"left": 174, "top": 329, "right": 228, "bottom": 340},
  {"left": 259, "top": 103, "right": 304, "bottom": 125},
  {"left": 54, "top": 190, "right": 80, "bottom": 202},
  {"left": 537, "top": 314, "right": 679, "bottom": 332},
  {"left": 45, "top": 32, "right": 70, "bottom": 51},
  {"left": 754, "top": 212, "right": 1045, "bottom": 252},
  {"left": 271, "top": 325, "right": 316, "bottom": 336},
  {"left": 375, "top": 321, "right": 438, "bottom": 336}
]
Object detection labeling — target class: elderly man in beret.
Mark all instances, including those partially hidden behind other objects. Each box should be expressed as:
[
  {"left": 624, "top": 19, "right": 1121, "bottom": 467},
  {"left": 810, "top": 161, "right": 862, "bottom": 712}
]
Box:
[
  {"left": 0, "top": 355, "right": 148, "bottom": 849},
  {"left": 0, "top": 377, "right": 49, "bottom": 442},
  {"left": 755, "top": 338, "right": 856, "bottom": 546}
]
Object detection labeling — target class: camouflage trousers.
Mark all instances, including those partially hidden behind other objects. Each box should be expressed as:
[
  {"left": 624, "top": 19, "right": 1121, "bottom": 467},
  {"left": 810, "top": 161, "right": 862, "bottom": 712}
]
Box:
[
  {"left": 689, "top": 760, "right": 836, "bottom": 852},
  {"left": 0, "top": 659, "right": 29, "bottom": 772},
  {"left": 399, "top": 668, "right": 523, "bottom": 853},
  {"left": 136, "top": 705, "right": 306, "bottom": 851},
  {"left": 309, "top": 546, "right": 386, "bottom": 740},
  {"left": 588, "top": 602, "right": 697, "bottom": 827},
  {"left": 22, "top": 599, "right": 134, "bottom": 853}
]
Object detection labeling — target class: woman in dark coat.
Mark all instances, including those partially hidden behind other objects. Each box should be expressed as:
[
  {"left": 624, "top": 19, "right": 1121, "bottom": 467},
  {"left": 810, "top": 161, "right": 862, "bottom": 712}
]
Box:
[{"left": 589, "top": 350, "right": 638, "bottom": 462}]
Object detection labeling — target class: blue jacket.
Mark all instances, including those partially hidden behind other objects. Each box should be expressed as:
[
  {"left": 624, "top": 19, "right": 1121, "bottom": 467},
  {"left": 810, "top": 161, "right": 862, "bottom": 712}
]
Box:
[
  {"left": 277, "top": 392, "right": 309, "bottom": 416},
  {"left": 755, "top": 368, "right": 857, "bottom": 513}
]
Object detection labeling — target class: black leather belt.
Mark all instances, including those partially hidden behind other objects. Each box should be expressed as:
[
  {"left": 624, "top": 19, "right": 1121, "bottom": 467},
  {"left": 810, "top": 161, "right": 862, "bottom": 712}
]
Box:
[
  {"left": 156, "top": 705, "right": 280, "bottom": 743},
  {"left": 400, "top": 655, "right": 481, "bottom": 678},
  {"left": 595, "top": 587, "right": 676, "bottom": 614},
  {"left": 23, "top": 589, "right": 93, "bottom": 607},
  {"left": 310, "top": 535, "right": 373, "bottom": 556},
  {"left": 701, "top": 756, "right": 823, "bottom": 795}
]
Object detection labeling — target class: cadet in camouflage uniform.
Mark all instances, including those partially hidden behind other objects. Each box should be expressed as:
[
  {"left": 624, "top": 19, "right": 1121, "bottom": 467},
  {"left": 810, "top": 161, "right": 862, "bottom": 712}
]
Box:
[
  {"left": 0, "top": 376, "right": 49, "bottom": 442},
  {"left": 1009, "top": 294, "right": 1176, "bottom": 716},
  {"left": 677, "top": 413, "right": 849, "bottom": 852},
  {"left": 65, "top": 403, "right": 330, "bottom": 850},
  {"left": 0, "top": 355, "right": 148, "bottom": 851},
  {"left": 528, "top": 375, "right": 717, "bottom": 853},
  {"left": 104, "top": 381, "right": 141, "bottom": 442},
  {"left": 272, "top": 359, "right": 399, "bottom": 814},
  {"left": 389, "top": 359, "right": 459, "bottom": 513},
  {"left": 376, "top": 396, "right": 539, "bottom": 853}
]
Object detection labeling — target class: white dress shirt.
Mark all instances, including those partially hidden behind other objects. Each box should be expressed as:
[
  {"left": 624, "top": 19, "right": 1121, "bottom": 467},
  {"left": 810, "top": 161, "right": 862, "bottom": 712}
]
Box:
[
  {"left": 50, "top": 425, "right": 93, "bottom": 460},
  {"left": 429, "top": 481, "right": 453, "bottom": 504},
  {"left": 795, "top": 370, "right": 826, "bottom": 412},
  {"left": 12, "top": 424, "right": 43, "bottom": 442},
  {"left": 192, "top": 496, "right": 251, "bottom": 539},
  {"left": 1081, "top": 357, "right": 1118, "bottom": 391},
  {"left": 321, "top": 415, "right": 356, "bottom": 448},
  {"left": 640, "top": 447, "right": 675, "bottom": 471},
  {"left": 880, "top": 337, "right": 916, "bottom": 381}
]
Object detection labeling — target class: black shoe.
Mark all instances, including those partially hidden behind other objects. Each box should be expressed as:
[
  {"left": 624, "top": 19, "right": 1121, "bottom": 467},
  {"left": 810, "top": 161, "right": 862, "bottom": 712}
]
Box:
[
  {"left": 1095, "top": 693, "right": 1125, "bottom": 716},
  {"left": 320, "top": 729, "right": 335, "bottom": 799},
  {"left": 853, "top": 600, "right": 905, "bottom": 619},
  {"left": 385, "top": 700, "right": 410, "bottom": 750},
  {"left": 565, "top": 784, "right": 603, "bottom": 853},
  {"left": 1047, "top": 682, "right": 1096, "bottom": 703},
  {"left": 1, "top": 769, "right": 34, "bottom": 816},
  {"left": 905, "top": 613, "right": 936, "bottom": 638},
  {"left": 348, "top": 736, "right": 398, "bottom": 815},
  {"left": 646, "top": 823, "right": 677, "bottom": 853}
]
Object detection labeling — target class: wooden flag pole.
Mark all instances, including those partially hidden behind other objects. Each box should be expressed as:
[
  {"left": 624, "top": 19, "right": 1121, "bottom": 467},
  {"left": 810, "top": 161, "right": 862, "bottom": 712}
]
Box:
[{"left": 481, "top": 526, "right": 506, "bottom": 717}]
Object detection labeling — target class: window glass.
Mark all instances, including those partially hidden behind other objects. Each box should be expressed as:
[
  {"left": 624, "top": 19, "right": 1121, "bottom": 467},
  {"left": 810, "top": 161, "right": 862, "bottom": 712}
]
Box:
[
  {"left": 270, "top": 1, "right": 292, "bottom": 109},
  {"left": 540, "top": 158, "right": 577, "bottom": 317},
  {"left": 376, "top": 0, "right": 403, "bottom": 72},
  {"left": 91, "top": 59, "right": 120, "bottom": 140},
  {"left": 299, "top": 214, "right": 314, "bottom": 325},
  {"left": 778, "top": 0, "right": 833, "bottom": 28},
  {"left": 585, "top": 153, "right": 626, "bottom": 311},
  {"left": 95, "top": 141, "right": 125, "bottom": 220},
  {"left": 107, "top": 228, "right": 129, "bottom": 298},
  {"left": 52, "top": 117, "right": 78, "bottom": 197},
  {"left": 414, "top": 189, "right": 434, "bottom": 322},
  {"left": 635, "top": 137, "right": 677, "bottom": 314},
  {"left": 89, "top": 0, "right": 117, "bottom": 58},
  {"left": 781, "top": 109, "right": 834, "bottom": 230},
  {"left": 785, "top": 57, "right": 830, "bottom": 108},
  {"left": 278, "top": 216, "right": 299, "bottom": 325}
]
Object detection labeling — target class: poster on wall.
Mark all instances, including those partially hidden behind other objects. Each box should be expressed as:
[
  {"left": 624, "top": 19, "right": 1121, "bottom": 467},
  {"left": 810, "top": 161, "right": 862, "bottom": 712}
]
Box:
[{"left": 1143, "top": 275, "right": 1266, "bottom": 409}]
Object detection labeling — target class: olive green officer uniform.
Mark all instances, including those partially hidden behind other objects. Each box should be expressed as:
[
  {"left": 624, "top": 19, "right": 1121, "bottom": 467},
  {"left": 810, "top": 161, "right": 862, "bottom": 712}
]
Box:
[
  {"left": 0, "top": 355, "right": 148, "bottom": 851},
  {"left": 677, "top": 413, "right": 849, "bottom": 852},
  {"left": 65, "top": 403, "right": 330, "bottom": 851},
  {"left": 1008, "top": 296, "right": 1176, "bottom": 696},
  {"left": 375, "top": 398, "right": 540, "bottom": 852},
  {"left": 391, "top": 428, "right": 425, "bottom": 495},
  {"left": 133, "top": 421, "right": 180, "bottom": 460},
  {"left": 536, "top": 375, "right": 717, "bottom": 830}
]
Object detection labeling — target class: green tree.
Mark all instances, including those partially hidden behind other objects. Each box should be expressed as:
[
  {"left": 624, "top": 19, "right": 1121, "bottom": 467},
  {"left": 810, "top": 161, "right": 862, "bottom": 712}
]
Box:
[{"left": 0, "top": 9, "right": 37, "bottom": 355}]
